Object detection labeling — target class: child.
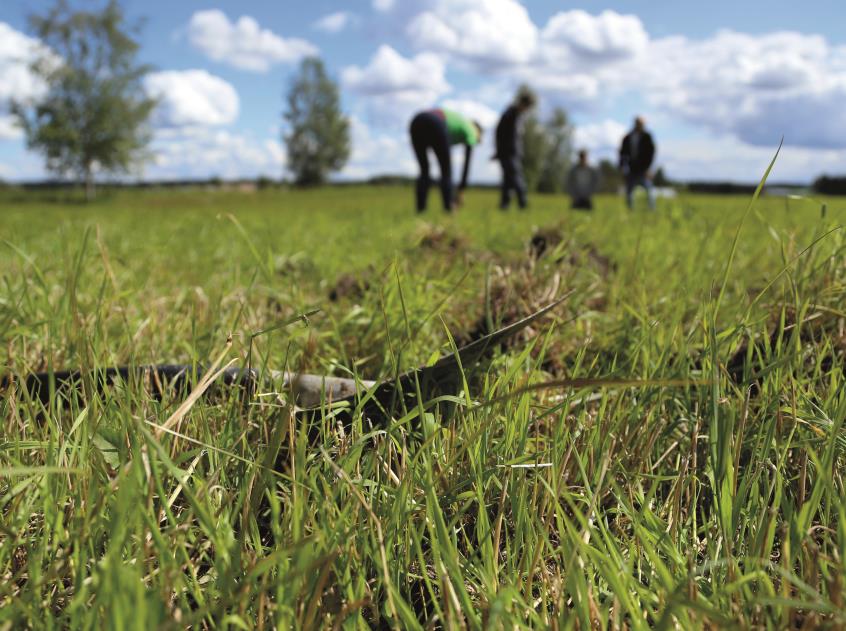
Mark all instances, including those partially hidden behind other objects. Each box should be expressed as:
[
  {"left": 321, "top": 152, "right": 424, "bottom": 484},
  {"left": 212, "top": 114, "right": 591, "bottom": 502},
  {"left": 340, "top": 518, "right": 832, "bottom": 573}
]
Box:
[{"left": 567, "top": 149, "right": 599, "bottom": 210}]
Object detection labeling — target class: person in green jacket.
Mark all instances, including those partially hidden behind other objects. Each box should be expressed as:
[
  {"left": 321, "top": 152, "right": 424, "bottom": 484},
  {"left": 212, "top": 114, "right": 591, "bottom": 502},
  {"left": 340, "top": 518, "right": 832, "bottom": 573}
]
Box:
[{"left": 409, "top": 108, "right": 482, "bottom": 212}]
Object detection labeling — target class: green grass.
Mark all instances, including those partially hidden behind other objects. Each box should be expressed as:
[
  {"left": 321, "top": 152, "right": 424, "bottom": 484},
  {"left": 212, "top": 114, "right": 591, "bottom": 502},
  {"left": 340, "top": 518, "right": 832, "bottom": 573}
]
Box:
[{"left": 1, "top": 185, "right": 844, "bottom": 628}]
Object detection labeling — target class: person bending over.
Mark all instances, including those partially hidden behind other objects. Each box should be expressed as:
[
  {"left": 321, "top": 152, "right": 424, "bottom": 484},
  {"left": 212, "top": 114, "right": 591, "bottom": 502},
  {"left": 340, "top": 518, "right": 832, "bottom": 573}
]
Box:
[
  {"left": 567, "top": 149, "right": 599, "bottom": 210},
  {"left": 619, "top": 116, "right": 656, "bottom": 210},
  {"left": 494, "top": 90, "right": 535, "bottom": 210},
  {"left": 409, "top": 108, "right": 481, "bottom": 212}
]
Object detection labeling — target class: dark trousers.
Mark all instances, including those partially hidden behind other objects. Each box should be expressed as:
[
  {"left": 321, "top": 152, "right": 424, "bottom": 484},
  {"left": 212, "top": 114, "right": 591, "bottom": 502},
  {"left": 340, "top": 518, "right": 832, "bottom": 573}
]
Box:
[
  {"left": 498, "top": 154, "right": 526, "bottom": 209},
  {"left": 625, "top": 172, "right": 655, "bottom": 209},
  {"left": 571, "top": 197, "right": 593, "bottom": 210},
  {"left": 410, "top": 112, "right": 452, "bottom": 212}
]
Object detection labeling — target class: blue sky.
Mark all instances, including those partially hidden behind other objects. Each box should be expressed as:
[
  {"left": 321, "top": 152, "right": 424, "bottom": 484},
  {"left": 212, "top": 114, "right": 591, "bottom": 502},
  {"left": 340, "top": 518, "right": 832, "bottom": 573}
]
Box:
[{"left": 2, "top": 0, "right": 846, "bottom": 183}]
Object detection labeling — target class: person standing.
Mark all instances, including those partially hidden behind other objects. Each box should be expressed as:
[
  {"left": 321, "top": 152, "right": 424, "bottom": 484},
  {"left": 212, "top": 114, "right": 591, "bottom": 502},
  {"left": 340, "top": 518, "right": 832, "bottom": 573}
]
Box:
[
  {"left": 619, "top": 116, "right": 656, "bottom": 210},
  {"left": 567, "top": 149, "right": 600, "bottom": 210},
  {"left": 494, "top": 91, "right": 535, "bottom": 210},
  {"left": 409, "top": 108, "right": 482, "bottom": 213}
]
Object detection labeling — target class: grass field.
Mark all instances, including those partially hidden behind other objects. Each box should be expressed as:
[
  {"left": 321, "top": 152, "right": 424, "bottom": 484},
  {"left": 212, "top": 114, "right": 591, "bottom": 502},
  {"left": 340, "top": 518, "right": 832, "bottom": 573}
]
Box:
[{"left": 1, "top": 184, "right": 845, "bottom": 628}]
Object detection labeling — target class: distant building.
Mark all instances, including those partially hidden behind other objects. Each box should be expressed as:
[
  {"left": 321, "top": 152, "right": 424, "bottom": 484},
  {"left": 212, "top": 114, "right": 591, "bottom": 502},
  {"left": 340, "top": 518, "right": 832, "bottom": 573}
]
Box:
[{"left": 764, "top": 186, "right": 809, "bottom": 197}]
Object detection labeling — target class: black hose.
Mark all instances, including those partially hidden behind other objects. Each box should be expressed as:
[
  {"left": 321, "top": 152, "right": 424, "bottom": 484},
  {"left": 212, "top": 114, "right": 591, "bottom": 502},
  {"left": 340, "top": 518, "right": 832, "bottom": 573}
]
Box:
[
  {"left": 2, "top": 364, "right": 257, "bottom": 405},
  {"left": 2, "top": 298, "right": 566, "bottom": 417}
]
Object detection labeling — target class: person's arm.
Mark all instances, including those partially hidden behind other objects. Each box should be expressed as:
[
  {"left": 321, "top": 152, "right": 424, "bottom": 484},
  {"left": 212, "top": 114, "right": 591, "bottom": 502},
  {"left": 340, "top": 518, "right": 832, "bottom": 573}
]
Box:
[
  {"left": 515, "top": 111, "right": 525, "bottom": 158},
  {"left": 644, "top": 135, "right": 656, "bottom": 170},
  {"left": 510, "top": 110, "right": 519, "bottom": 156},
  {"left": 619, "top": 136, "right": 628, "bottom": 169},
  {"left": 459, "top": 144, "right": 473, "bottom": 190}
]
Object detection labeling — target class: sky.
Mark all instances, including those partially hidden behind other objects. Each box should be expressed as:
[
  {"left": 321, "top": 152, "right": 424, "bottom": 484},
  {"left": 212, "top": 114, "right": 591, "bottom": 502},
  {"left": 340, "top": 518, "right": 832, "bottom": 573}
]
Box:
[{"left": 2, "top": 0, "right": 846, "bottom": 184}]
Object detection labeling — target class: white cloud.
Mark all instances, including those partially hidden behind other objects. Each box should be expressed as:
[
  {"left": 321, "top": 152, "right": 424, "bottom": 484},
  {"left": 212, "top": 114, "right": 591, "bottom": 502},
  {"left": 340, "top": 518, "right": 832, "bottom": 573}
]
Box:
[
  {"left": 0, "top": 22, "right": 49, "bottom": 110},
  {"left": 399, "top": 6, "right": 846, "bottom": 153},
  {"left": 573, "top": 119, "right": 627, "bottom": 157},
  {"left": 541, "top": 10, "right": 648, "bottom": 62},
  {"left": 516, "top": 73, "right": 600, "bottom": 110},
  {"left": 407, "top": 0, "right": 538, "bottom": 68},
  {"left": 396, "top": 3, "right": 846, "bottom": 180},
  {"left": 372, "top": 0, "right": 395, "bottom": 12},
  {"left": 727, "top": 89, "right": 846, "bottom": 149},
  {"left": 517, "top": 16, "right": 846, "bottom": 151},
  {"left": 0, "top": 22, "right": 58, "bottom": 149},
  {"left": 640, "top": 31, "right": 846, "bottom": 149},
  {"left": 0, "top": 115, "right": 21, "bottom": 140},
  {"left": 147, "top": 127, "right": 285, "bottom": 180},
  {"left": 313, "top": 11, "right": 357, "bottom": 34},
  {"left": 145, "top": 70, "right": 239, "bottom": 128},
  {"left": 491, "top": 10, "right": 649, "bottom": 110},
  {"left": 6, "top": 8, "right": 846, "bottom": 183},
  {"left": 343, "top": 45, "right": 449, "bottom": 97},
  {"left": 187, "top": 9, "right": 317, "bottom": 72},
  {"left": 341, "top": 116, "right": 414, "bottom": 179},
  {"left": 343, "top": 45, "right": 450, "bottom": 123},
  {"left": 656, "top": 133, "right": 846, "bottom": 182}
]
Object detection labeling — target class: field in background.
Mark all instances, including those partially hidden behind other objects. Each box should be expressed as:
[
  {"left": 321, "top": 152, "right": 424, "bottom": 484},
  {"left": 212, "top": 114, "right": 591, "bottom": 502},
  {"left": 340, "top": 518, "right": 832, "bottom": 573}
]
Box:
[{"left": 1, "top": 186, "right": 845, "bottom": 628}]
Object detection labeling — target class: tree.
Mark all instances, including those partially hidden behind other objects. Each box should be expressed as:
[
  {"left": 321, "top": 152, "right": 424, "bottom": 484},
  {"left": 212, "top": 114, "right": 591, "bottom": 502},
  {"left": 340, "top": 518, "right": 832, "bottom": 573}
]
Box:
[
  {"left": 537, "top": 108, "right": 573, "bottom": 193},
  {"left": 12, "top": 0, "right": 156, "bottom": 200},
  {"left": 513, "top": 85, "right": 546, "bottom": 192},
  {"left": 519, "top": 91, "right": 574, "bottom": 194},
  {"left": 520, "top": 112, "right": 547, "bottom": 193},
  {"left": 653, "top": 167, "right": 672, "bottom": 187},
  {"left": 597, "top": 159, "right": 623, "bottom": 193},
  {"left": 283, "top": 57, "right": 350, "bottom": 186},
  {"left": 814, "top": 175, "right": 846, "bottom": 195}
]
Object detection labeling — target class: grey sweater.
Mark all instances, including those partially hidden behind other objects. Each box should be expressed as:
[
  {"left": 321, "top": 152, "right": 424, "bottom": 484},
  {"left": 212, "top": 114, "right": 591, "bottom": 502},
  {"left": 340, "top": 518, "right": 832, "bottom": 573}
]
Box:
[{"left": 567, "top": 164, "right": 599, "bottom": 199}]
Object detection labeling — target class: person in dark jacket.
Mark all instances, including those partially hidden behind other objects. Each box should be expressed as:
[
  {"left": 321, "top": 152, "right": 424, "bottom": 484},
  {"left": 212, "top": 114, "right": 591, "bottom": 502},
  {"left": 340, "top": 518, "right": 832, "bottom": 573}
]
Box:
[
  {"left": 494, "top": 90, "right": 536, "bottom": 210},
  {"left": 619, "top": 116, "right": 656, "bottom": 210},
  {"left": 409, "top": 108, "right": 482, "bottom": 213}
]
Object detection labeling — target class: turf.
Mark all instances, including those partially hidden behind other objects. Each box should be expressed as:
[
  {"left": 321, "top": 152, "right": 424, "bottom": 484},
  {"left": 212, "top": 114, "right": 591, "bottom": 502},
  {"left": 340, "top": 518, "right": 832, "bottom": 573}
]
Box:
[{"left": 1, "top": 184, "right": 844, "bottom": 628}]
